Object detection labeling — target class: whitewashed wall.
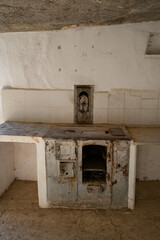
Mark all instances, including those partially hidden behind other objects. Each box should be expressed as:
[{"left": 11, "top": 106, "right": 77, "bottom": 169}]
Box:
[
  {"left": 0, "top": 143, "right": 14, "bottom": 195},
  {"left": 2, "top": 88, "right": 160, "bottom": 125},
  {"left": 0, "top": 142, "right": 37, "bottom": 197},
  {"left": 0, "top": 21, "right": 160, "bottom": 92},
  {"left": 14, "top": 143, "right": 37, "bottom": 181},
  {"left": 137, "top": 145, "right": 160, "bottom": 181}
]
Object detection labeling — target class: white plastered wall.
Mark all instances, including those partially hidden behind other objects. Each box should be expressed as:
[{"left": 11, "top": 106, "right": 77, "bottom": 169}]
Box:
[
  {"left": 0, "top": 136, "right": 48, "bottom": 207},
  {"left": 13, "top": 143, "right": 37, "bottom": 181},
  {"left": 0, "top": 21, "right": 160, "bottom": 92},
  {"left": 0, "top": 142, "right": 14, "bottom": 196},
  {"left": 137, "top": 145, "right": 160, "bottom": 181},
  {"left": 0, "top": 142, "right": 37, "bottom": 196}
]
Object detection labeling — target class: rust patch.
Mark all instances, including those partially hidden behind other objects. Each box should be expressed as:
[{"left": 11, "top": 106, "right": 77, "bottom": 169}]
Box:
[
  {"left": 107, "top": 152, "right": 111, "bottom": 162},
  {"left": 107, "top": 142, "right": 112, "bottom": 162},
  {"left": 32, "top": 137, "right": 40, "bottom": 143},
  {"left": 59, "top": 176, "right": 76, "bottom": 184},
  {"left": 71, "top": 176, "right": 77, "bottom": 182},
  {"left": 112, "top": 180, "right": 117, "bottom": 186},
  {"left": 70, "top": 178, "right": 76, "bottom": 192},
  {"left": 122, "top": 164, "right": 128, "bottom": 177},
  {"left": 106, "top": 173, "right": 110, "bottom": 181},
  {"left": 116, "top": 163, "right": 121, "bottom": 169},
  {"left": 49, "top": 145, "right": 54, "bottom": 152}
]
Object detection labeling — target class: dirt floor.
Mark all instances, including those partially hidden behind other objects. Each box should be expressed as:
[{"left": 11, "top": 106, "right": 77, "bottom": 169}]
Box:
[{"left": 0, "top": 181, "right": 160, "bottom": 240}]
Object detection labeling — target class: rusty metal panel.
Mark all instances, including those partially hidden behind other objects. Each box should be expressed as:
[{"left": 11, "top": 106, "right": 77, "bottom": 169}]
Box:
[
  {"left": 56, "top": 140, "right": 76, "bottom": 160},
  {"left": 77, "top": 140, "right": 112, "bottom": 207},
  {"left": 74, "top": 85, "right": 94, "bottom": 124},
  {"left": 109, "top": 128, "right": 125, "bottom": 136},
  {"left": 45, "top": 138, "right": 130, "bottom": 208},
  {"left": 59, "top": 162, "right": 75, "bottom": 178},
  {"left": 45, "top": 139, "right": 77, "bottom": 205},
  {"left": 112, "top": 140, "right": 129, "bottom": 207}
]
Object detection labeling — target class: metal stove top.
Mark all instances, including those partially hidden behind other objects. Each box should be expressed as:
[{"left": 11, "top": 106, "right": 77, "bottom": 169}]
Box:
[{"left": 0, "top": 122, "right": 131, "bottom": 140}]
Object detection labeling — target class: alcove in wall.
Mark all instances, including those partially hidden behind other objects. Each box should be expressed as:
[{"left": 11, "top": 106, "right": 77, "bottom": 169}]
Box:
[{"left": 0, "top": 142, "right": 37, "bottom": 197}]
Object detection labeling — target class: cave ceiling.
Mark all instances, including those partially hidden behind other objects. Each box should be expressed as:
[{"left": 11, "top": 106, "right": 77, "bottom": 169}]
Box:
[{"left": 0, "top": 0, "right": 160, "bottom": 32}]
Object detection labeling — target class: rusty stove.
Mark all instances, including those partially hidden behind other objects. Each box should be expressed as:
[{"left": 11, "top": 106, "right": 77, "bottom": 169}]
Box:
[
  {"left": 45, "top": 86, "right": 131, "bottom": 208},
  {"left": 45, "top": 125, "right": 131, "bottom": 208},
  {"left": 0, "top": 85, "right": 132, "bottom": 209}
]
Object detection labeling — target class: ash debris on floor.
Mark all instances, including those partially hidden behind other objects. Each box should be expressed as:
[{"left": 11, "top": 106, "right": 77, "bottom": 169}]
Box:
[{"left": 0, "top": 181, "right": 160, "bottom": 240}]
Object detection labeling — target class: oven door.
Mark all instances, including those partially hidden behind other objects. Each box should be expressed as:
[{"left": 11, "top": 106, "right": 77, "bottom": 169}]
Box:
[{"left": 77, "top": 140, "right": 112, "bottom": 208}]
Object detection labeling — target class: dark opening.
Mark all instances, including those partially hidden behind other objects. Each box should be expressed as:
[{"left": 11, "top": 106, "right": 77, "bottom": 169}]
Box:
[
  {"left": 82, "top": 145, "right": 106, "bottom": 183},
  {"left": 64, "top": 130, "right": 76, "bottom": 133},
  {"left": 105, "top": 130, "right": 109, "bottom": 134},
  {"left": 74, "top": 85, "right": 93, "bottom": 124},
  {"left": 79, "top": 91, "right": 88, "bottom": 98}
]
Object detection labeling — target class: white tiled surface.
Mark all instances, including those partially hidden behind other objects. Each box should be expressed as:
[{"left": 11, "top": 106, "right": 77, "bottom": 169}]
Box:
[
  {"left": 50, "top": 91, "right": 73, "bottom": 107},
  {"left": 130, "top": 90, "right": 159, "bottom": 99},
  {"left": 2, "top": 89, "right": 25, "bottom": 106},
  {"left": 50, "top": 107, "right": 73, "bottom": 123},
  {"left": 3, "top": 105, "right": 26, "bottom": 122},
  {"left": 1, "top": 89, "right": 160, "bottom": 125},
  {"left": 108, "top": 93, "right": 125, "bottom": 109},
  {"left": 125, "top": 92, "right": 141, "bottom": 109},
  {"left": 94, "top": 92, "right": 108, "bottom": 109},
  {"left": 124, "top": 109, "right": 141, "bottom": 124},
  {"left": 108, "top": 109, "right": 124, "bottom": 124},
  {"left": 141, "top": 99, "right": 159, "bottom": 109},
  {"left": 93, "top": 108, "right": 107, "bottom": 123},
  {"left": 25, "top": 90, "right": 50, "bottom": 107},
  {"left": 140, "top": 109, "right": 158, "bottom": 125},
  {"left": 27, "top": 106, "right": 50, "bottom": 123}
]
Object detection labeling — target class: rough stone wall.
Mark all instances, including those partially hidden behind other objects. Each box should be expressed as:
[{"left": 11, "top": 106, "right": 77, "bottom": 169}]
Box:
[{"left": 0, "top": 0, "right": 160, "bottom": 32}]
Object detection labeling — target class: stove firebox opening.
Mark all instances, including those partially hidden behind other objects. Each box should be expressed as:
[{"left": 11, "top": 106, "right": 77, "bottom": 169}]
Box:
[{"left": 82, "top": 145, "right": 107, "bottom": 183}]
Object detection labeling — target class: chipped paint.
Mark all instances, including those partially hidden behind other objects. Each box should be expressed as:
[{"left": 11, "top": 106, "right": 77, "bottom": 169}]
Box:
[
  {"left": 112, "top": 180, "right": 117, "bottom": 185},
  {"left": 46, "top": 138, "right": 130, "bottom": 208},
  {"left": 32, "top": 137, "right": 40, "bottom": 143},
  {"left": 122, "top": 164, "right": 129, "bottom": 177}
]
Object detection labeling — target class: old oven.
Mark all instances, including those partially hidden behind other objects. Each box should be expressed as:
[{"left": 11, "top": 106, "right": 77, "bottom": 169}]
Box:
[
  {"left": 45, "top": 127, "right": 130, "bottom": 208},
  {"left": 45, "top": 85, "right": 131, "bottom": 208}
]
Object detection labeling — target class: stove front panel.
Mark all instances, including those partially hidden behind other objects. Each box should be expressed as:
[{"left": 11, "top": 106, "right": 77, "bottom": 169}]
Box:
[
  {"left": 45, "top": 139, "right": 77, "bottom": 206},
  {"left": 45, "top": 138, "right": 130, "bottom": 208}
]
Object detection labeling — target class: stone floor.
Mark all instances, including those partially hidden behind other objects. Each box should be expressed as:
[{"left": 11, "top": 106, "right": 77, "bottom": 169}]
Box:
[{"left": 0, "top": 181, "right": 160, "bottom": 240}]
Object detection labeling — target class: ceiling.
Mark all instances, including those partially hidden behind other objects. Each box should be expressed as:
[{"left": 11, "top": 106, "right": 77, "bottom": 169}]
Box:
[{"left": 0, "top": 0, "right": 160, "bottom": 32}]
